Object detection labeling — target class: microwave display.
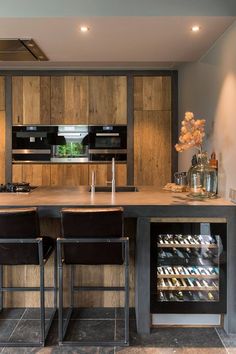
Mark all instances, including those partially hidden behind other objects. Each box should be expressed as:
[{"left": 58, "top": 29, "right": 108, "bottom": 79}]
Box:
[{"left": 95, "top": 135, "right": 121, "bottom": 149}]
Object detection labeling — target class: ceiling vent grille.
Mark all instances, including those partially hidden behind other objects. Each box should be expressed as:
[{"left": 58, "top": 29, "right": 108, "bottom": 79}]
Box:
[{"left": 0, "top": 39, "right": 48, "bottom": 61}]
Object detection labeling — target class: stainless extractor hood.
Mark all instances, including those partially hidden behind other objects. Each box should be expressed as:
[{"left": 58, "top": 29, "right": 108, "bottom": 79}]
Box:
[{"left": 0, "top": 39, "right": 48, "bottom": 61}]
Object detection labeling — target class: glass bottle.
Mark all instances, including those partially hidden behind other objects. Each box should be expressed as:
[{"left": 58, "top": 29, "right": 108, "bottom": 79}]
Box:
[{"left": 188, "top": 152, "right": 217, "bottom": 198}]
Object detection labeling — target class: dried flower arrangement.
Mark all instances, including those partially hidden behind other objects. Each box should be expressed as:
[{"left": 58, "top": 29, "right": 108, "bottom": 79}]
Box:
[{"left": 175, "top": 112, "right": 206, "bottom": 152}]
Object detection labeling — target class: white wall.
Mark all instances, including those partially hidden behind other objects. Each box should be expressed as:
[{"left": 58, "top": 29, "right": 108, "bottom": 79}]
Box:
[{"left": 178, "top": 20, "right": 236, "bottom": 198}]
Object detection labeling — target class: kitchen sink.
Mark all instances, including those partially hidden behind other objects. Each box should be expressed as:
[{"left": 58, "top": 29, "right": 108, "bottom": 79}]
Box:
[{"left": 89, "top": 185, "right": 139, "bottom": 192}]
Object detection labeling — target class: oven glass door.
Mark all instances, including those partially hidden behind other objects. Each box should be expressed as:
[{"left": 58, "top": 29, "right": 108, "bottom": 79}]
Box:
[{"left": 95, "top": 133, "right": 121, "bottom": 149}]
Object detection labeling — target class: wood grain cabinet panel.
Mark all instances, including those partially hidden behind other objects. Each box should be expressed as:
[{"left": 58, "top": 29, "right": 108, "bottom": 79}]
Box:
[
  {"left": 0, "top": 111, "right": 6, "bottom": 184},
  {"left": 51, "top": 76, "right": 89, "bottom": 125},
  {"left": 134, "top": 111, "right": 171, "bottom": 188},
  {"left": 88, "top": 76, "right": 127, "bottom": 124},
  {"left": 50, "top": 164, "right": 89, "bottom": 186},
  {"left": 12, "top": 164, "right": 51, "bottom": 186},
  {"left": 134, "top": 76, "right": 171, "bottom": 111},
  {"left": 88, "top": 163, "right": 127, "bottom": 186},
  {"left": 64, "top": 76, "right": 89, "bottom": 124},
  {"left": 12, "top": 76, "right": 50, "bottom": 125},
  {"left": 0, "top": 77, "right": 5, "bottom": 111}
]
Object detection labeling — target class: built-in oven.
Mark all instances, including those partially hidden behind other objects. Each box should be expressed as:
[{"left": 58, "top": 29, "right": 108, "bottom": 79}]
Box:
[
  {"left": 88, "top": 125, "right": 127, "bottom": 161},
  {"left": 12, "top": 126, "right": 55, "bottom": 161},
  {"left": 12, "top": 125, "right": 89, "bottom": 162}
]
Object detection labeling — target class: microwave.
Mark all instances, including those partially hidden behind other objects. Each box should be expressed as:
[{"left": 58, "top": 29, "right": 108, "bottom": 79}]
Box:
[{"left": 88, "top": 125, "right": 127, "bottom": 161}]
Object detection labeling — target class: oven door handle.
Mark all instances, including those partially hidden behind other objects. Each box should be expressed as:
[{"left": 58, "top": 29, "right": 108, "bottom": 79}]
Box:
[{"left": 95, "top": 133, "right": 120, "bottom": 136}]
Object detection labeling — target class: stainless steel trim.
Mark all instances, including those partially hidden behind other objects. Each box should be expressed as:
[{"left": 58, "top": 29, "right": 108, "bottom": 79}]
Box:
[
  {"left": 12, "top": 149, "right": 51, "bottom": 154},
  {"left": 50, "top": 157, "right": 89, "bottom": 163},
  {"left": 96, "top": 133, "right": 120, "bottom": 136},
  {"left": 89, "top": 149, "right": 127, "bottom": 154}
]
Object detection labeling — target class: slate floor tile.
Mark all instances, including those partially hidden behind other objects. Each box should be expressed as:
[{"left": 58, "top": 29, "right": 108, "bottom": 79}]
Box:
[
  {"left": 0, "top": 308, "right": 25, "bottom": 320},
  {"left": 8, "top": 319, "right": 50, "bottom": 344},
  {"left": 22, "top": 308, "right": 56, "bottom": 320},
  {"left": 71, "top": 308, "right": 115, "bottom": 320},
  {"left": 0, "top": 319, "right": 18, "bottom": 341},
  {"left": 64, "top": 319, "right": 115, "bottom": 342}
]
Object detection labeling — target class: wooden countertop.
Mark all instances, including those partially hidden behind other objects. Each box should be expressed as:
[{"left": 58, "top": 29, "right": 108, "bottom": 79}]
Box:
[{"left": 0, "top": 186, "right": 233, "bottom": 208}]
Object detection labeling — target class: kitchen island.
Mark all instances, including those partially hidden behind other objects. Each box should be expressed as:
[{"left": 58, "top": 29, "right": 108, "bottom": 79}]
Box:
[{"left": 0, "top": 186, "right": 236, "bottom": 335}]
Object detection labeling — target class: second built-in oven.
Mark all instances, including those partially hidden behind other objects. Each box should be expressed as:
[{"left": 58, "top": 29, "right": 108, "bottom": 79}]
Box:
[{"left": 88, "top": 125, "right": 127, "bottom": 161}]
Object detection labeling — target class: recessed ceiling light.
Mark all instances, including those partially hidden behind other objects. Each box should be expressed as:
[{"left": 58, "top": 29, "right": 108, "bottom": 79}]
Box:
[
  {"left": 80, "top": 26, "right": 90, "bottom": 33},
  {"left": 191, "top": 25, "right": 200, "bottom": 32}
]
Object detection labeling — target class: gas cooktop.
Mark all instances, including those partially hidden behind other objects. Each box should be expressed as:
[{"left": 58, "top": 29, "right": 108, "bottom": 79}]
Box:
[{"left": 0, "top": 182, "right": 31, "bottom": 193}]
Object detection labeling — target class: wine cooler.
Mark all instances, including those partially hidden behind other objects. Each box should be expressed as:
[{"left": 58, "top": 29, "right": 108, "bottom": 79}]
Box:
[{"left": 150, "top": 220, "right": 227, "bottom": 314}]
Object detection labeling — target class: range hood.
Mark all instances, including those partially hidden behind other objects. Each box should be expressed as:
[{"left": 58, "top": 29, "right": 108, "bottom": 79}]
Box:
[{"left": 0, "top": 39, "right": 48, "bottom": 61}]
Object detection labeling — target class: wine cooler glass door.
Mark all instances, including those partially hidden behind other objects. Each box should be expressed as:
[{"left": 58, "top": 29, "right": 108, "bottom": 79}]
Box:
[{"left": 151, "top": 222, "right": 227, "bottom": 314}]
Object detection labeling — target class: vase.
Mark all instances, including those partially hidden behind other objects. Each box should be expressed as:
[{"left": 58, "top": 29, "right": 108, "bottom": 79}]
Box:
[{"left": 188, "top": 152, "right": 217, "bottom": 198}]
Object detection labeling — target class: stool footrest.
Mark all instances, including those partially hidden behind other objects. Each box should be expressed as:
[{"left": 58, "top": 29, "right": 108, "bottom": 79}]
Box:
[
  {"left": 1, "top": 286, "right": 55, "bottom": 292},
  {"left": 59, "top": 340, "right": 129, "bottom": 347},
  {"left": 74, "top": 286, "right": 125, "bottom": 292}
]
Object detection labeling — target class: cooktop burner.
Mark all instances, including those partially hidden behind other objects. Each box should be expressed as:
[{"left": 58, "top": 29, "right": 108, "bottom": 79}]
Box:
[{"left": 0, "top": 182, "right": 31, "bottom": 193}]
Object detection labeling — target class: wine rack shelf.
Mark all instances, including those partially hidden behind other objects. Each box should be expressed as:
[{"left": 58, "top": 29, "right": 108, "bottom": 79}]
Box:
[
  {"left": 158, "top": 286, "right": 218, "bottom": 291},
  {"left": 157, "top": 274, "right": 218, "bottom": 279},
  {"left": 157, "top": 243, "right": 218, "bottom": 249}
]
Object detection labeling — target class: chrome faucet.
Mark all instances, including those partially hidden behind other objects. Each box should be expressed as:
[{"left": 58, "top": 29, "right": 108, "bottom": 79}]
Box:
[
  {"left": 111, "top": 157, "right": 116, "bottom": 193},
  {"left": 91, "top": 170, "right": 96, "bottom": 193}
]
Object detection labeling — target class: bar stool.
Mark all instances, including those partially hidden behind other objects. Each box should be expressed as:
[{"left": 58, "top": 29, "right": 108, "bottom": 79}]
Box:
[
  {"left": 57, "top": 207, "right": 129, "bottom": 346},
  {"left": 0, "top": 207, "right": 57, "bottom": 347}
]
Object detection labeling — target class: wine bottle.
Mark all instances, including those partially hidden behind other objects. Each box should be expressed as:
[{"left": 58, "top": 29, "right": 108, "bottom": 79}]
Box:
[
  {"left": 171, "top": 278, "right": 179, "bottom": 286},
  {"left": 207, "top": 292, "right": 214, "bottom": 300},
  {"left": 168, "top": 292, "right": 175, "bottom": 301},
  {"left": 159, "top": 291, "right": 165, "bottom": 301},
  {"left": 198, "top": 291, "right": 205, "bottom": 301},
  {"left": 175, "top": 291, "right": 184, "bottom": 300},
  {"left": 187, "top": 291, "right": 194, "bottom": 300},
  {"left": 178, "top": 266, "right": 185, "bottom": 274},
  {"left": 157, "top": 266, "right": 164, "bottom": 274},
  {"left": 167, "top": 266, "right": 174, "bottom": 275}
]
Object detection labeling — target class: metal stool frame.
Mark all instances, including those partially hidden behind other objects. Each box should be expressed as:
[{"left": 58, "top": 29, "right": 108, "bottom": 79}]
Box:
[
  {"left": 57, "top": 237, "right": 129, "bottom": 346},
  {"left": 0, "top": 238, "right": 57, "bottom": 347}
]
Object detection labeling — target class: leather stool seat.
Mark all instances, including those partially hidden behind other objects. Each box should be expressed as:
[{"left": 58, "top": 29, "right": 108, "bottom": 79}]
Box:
[
  {"left": 57, "top": 207, "right": 129, "bottom": 346},
  {"left": 0, "top": 207, "right": 57, "bottom": 347}
]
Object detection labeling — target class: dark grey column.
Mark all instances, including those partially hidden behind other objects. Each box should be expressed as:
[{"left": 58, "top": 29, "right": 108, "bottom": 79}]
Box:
[
  {"left": 224, "top": 207, "right": 236, "bottom": 334},
  {"left": 135, "top": 217, "right": 150, "bottom": 334}
]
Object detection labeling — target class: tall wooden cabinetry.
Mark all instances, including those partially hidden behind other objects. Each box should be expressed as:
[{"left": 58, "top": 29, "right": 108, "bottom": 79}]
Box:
[
  {"left": 88, "top": 76, "right": 127, "bottom": 124},
  {"left": 0, "top": 77, "right": 5, "bottom": 184},
  {"left": 50, "top": 76, "right": 89, "bottom": 125},
  {"left": 134, "top": 76, "right": 172, "bottom": 188},
  {"left": 11, "top": 73, "right": 174, "bottom": 187},
  {"left": 12, "top": 76, "right": 50, "bottom": 125},
  {"left": 12, "top": 75, "right": 127, "bottom": 125}
]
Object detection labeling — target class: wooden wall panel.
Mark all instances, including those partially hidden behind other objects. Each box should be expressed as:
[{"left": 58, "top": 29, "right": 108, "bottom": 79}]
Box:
[
  {"left": 0, "top": 111, "right": 6, "bottom": 184},
  {"left": 0, "top": 77, "right": 5, "bottom": 111},
  {"left": 12, "top": 76, "right": 23, "bottom": 124},
  {"left": 22, "top": 164, "right": 51, "bottom": 186},
  {"left": 88, "top": 164, "right": 127, "bottom": 186},
  {"left": 22, "top": 76, "right": 40, "bottom": 124},
  {"left": 64, "top": 76, "right": 89, "bottom": 124},
  {"left": 51, "top": 76, "right": 65, "bottom": 125},
  {"left": 12, "top": 164, "right": 51, "bottom": 186},
  {"left": 40, "top": 76, "right": 51, "bottom": 124},
  {"left": 134, "top": 76, "right": 171, "bottom": 111},
  {"left": 134, "top": 111, "right": 171, "bottom": 187},
  {"left": 12, "top": 164, "right": 23, "bottom": 183},
  {"left": 89, "top": 76, "right": 127, "bottom": 124},
  {"left": 51, "top": 164, "right": 89, "bottom": 186}
]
